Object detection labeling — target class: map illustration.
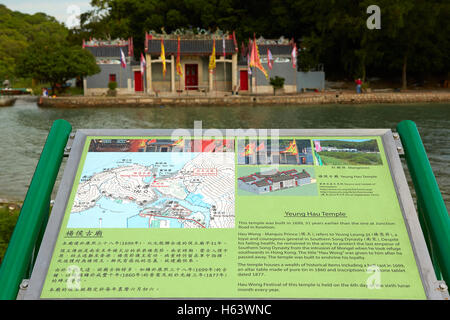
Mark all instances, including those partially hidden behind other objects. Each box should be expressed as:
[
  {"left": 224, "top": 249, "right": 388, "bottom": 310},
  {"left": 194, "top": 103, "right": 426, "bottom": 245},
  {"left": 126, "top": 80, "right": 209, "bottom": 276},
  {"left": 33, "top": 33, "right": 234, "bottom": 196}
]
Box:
[{"left": 68, "top": 152, "right": 235, "bottom": 229}]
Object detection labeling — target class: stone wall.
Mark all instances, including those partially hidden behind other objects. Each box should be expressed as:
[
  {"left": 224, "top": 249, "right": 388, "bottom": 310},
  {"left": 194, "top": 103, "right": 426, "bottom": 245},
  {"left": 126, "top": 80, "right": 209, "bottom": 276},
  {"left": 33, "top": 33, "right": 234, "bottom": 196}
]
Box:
[
  {"left": 85, "top": 88, "right": 133, "bottom": 96},
  {"left": 39, "top": 91, "right": 450, "bottom": 108}
]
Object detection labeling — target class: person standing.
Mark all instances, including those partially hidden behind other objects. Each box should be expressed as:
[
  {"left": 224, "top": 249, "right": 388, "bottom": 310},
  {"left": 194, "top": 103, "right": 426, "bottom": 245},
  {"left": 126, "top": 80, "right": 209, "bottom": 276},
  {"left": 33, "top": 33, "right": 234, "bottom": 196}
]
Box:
[
  {"left": 2, "top": 76, "right": 10, "bottom": 88},
  {"left": 355, "top": 78, "right": 362, "bottom": 93}
]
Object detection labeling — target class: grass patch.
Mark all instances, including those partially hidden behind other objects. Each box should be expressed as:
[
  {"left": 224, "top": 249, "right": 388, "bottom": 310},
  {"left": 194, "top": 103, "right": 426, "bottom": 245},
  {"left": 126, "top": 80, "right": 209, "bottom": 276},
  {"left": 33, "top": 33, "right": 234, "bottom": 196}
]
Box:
[
  {"left": 0, "top": 204, "right": 21, "bottom": 264},
  {"left": 318, "top": 151, "right": 382, "bottom": 165}
]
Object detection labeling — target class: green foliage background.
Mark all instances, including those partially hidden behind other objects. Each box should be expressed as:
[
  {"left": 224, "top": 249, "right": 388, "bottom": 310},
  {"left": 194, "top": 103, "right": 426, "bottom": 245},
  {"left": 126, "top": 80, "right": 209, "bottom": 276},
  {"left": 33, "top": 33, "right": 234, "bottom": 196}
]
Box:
[
  {"left": 318, "top": 139, "right": 379, "bottom": 152},
  {"left": 75, "top": 0, "right": 449, "bottom": 85},
  {"left": 15, "top": 38, "right": 100, "bottom": 93},
  {"left": 1, "top": 1, "right": 449, "bottom": 87},
  {"left": 318, "top": 151, "right": 382, "bottom": 166},
  {"left": 0, "top": 4, "right": 99, "bottom": 90},
  {"left": 0, "top": 5, "right": 67, "bottom": 83}
]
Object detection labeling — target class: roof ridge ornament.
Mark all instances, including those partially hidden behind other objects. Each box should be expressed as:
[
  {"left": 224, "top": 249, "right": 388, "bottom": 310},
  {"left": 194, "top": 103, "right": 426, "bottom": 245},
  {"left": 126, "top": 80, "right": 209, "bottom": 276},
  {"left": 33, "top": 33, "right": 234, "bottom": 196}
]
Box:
[
  {"left": 147, "top": 28, "right": 232, "bottom": 40},
  {"left": 84, "top": 38, "right": 130, "bottom": 47}
]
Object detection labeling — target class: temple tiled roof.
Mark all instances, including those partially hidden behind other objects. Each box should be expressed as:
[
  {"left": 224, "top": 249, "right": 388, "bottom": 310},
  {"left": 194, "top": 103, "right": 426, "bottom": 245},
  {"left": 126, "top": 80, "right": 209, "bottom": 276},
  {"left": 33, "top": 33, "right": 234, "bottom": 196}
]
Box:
[
  {"left": 240, "top": 176, "right": 256, "bottom": 182},
  {"left": 295, "top": 170, "right": 311, "bottom": 179},
  {"left": 270, "top": 174, "right": 295, "bottom": 183},
  {"left": 83, "top": 38, "right": 134, "bottom": 58},
  {"left": 146, "top": 39, "right": 237, "bottom": 55},
  {"left": 258, "top": 44, "right": 293, "bottom": 55},
  {"left": 254, "top": 180, "right": 270, "bottom": 187},
  {"left": 85, "top": 45, "right": 130, "bottom": 58}
]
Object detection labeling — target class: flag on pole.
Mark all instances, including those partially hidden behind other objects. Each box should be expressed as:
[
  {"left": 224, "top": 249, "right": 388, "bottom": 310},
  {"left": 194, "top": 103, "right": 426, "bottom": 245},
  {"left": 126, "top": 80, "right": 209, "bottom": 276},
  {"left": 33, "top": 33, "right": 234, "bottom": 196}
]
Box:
[
  {"left": 176, "top": 37, "right": 183, "bottom": 76},
  {"left": 171, "top": 138, "right": 185, "bottom": 148},
  {"left": 240, "top": 142, "right": 256, "bottom": 157},
  {"left": 249, "top": 36, "right": 268, "bottom": 79},
  {"left": 256, "top": 142, "right": 265, "bottom": 151},
  {"left": 291, "top": 43, "right": 297, "bottom": 69},
  {"left": 254, "top": 39, "right": 268, "bottom": 79},
  {"left": 120, "top": 48, "right": 127, "bottom": 68},
  {"left": 223, "top": 37, "right": 226, "bottom": 57},
  {"left": 314, "top": 140, "right": 322, "bottom": 152},
  {"left": 267, "top": 48, "right": 273, "bottom": 70},
  {"left": 249, "top": 39, "right": 256, "bottom": 67},
  {"left": 281, "top": 139, "right": 298, "bottom": 155},
  {"left": 160, "top": 39, "right": 166, "bottom": 77},
  {"left": 140, "top": 53, "right": 146, "bottom": 75},
  {"left": 209, "top": 38, "right": 216, "bottom": 71}
]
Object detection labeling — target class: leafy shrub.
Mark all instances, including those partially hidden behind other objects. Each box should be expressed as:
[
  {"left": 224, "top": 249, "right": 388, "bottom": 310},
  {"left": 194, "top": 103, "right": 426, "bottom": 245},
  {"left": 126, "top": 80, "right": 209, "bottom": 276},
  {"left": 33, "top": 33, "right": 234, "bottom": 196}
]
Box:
[
  {"left": 269, "top": 76, "right": 285, "bottom": 89},
  {"left": 108, "top": 81, "right": 118, "bottom": 91}
]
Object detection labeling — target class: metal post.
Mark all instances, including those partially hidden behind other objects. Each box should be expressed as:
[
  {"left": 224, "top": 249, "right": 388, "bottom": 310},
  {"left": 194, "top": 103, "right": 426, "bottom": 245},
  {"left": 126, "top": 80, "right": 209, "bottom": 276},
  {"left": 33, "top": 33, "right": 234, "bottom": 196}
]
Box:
[
  {"left": 0, "top": 119, "right": 72, "bottom": 300},
  {"left": 396, "top": 120, "right": 450, "bottom": 285},
  {"left": 119, "top": 65, "right": 122, "bottom": 93},
  {"left": 417, "top": 198, "right": 442, "bottom": 279}
]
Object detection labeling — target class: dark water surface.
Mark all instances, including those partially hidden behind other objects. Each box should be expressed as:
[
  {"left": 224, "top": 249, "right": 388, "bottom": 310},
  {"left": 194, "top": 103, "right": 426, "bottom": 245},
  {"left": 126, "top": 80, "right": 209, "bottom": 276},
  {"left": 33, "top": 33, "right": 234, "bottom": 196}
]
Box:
[{"left": 0, "top": 99, "right": 448, "bottom": 212}]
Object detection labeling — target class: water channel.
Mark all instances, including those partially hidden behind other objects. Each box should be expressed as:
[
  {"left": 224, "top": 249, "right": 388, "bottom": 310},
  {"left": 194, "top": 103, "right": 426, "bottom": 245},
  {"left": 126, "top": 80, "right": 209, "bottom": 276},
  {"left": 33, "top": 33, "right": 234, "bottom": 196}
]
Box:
[{"left": 0, "top": 98, "right": 448, "bottom": 212}]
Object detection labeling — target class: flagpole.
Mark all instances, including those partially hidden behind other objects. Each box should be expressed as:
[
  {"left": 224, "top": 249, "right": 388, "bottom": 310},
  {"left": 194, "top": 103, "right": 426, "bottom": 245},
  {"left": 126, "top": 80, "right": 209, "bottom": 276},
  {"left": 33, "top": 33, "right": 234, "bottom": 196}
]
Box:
[
  {"left": 119, "top": 63, "right": 122, "bottom": 92},
  {"left": 214, "top": 38, "right": 217, "bottom": 95},
  {"left": 223, "top": 37, "right": 227, "bottom": 93},
  {"left": 223, "top": 43, "right": 226, "bottom": 93},
  {"left": 224, "top": 58, "right": 226, "bottom": 93},
  {"left": 255, "top": 67, "right": 257, "bottom": 95},
  {"left": 253, "top": 34, "right": 256, "bottom": 95}
]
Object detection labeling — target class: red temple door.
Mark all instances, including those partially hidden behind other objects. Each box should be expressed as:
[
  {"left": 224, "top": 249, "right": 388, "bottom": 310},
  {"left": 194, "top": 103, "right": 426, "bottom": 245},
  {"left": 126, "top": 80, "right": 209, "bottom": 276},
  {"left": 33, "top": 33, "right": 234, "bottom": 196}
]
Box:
[
  {"left": 185, "top": 64, "right": 198, "bottom": 90},
  {"left": 134, "top": 71, "right": 143, "bottom": 92},
  {"left": 240, "top": 70, "right": 248, "bottom": 90}
]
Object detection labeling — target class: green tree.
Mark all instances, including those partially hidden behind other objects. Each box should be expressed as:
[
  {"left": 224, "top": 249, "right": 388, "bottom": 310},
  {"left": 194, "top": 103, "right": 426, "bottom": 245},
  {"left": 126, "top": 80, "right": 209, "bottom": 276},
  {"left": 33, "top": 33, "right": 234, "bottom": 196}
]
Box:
[
  {"left": 79, "top": 0, "right": 449, "bottom": 84},
  {"left": 387, "top": 1, "right": 447, "bottom": 89},
  {"left": 269, "top": 76, "right": 285, "bottom": 95},
  {"left": 16, "top": 39, "right": 100, "bottom": 94},
  {"left": 0, "top": 4, "right": 68, "bottom": 83}
]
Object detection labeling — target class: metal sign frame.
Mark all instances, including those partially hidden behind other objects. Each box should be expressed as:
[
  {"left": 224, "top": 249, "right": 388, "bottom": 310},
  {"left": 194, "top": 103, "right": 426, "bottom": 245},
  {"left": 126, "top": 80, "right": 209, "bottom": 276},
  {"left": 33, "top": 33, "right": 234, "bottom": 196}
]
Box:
[{"left": 23, "top": 128, "right": 447, "bottom": 299}]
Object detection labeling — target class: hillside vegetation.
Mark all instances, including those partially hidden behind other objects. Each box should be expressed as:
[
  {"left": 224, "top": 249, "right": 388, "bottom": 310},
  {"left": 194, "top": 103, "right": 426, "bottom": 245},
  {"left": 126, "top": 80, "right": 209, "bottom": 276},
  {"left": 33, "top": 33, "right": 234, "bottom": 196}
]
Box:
[
  {"left": 319, "top": 151, "right": 382, "bottom": 165},
  {"left": 0, "top": 4, "right": 67, "bottom": 85},
  {"left": 0, "top": 5, "right": 99, "bottom": 92},
  {"left": 318, "top": 139, "right": 379, "bottom": 152}
]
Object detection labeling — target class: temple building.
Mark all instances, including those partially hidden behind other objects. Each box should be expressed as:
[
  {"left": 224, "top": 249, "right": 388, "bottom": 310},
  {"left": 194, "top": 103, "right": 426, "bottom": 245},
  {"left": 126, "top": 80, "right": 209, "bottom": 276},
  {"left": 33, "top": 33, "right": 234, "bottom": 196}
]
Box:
[
  {"left": 238, "top": 168, "right": 312, "bottom": 194},
  {"left": 81, "top": 33, "right": 304, "bottom": 96},
  {"left": 238, "top": 37, "right": 298, "bottom": 94},
  {"left": 144, "top": 30, "right": 239, "bottom": 94},
  {"left": 82, "top": 38, "right": 137, "bottom": 96}
]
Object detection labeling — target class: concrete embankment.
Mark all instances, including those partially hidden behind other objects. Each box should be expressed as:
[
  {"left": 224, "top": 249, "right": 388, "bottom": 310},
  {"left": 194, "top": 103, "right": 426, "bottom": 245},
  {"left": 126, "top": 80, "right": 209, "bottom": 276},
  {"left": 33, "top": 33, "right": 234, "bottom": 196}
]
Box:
[
  {"left": 38, "top": 91, "right": 450, "bottom": 108},
  {"left": 0, "top": 97, "right": 16, "bottom": 107}
]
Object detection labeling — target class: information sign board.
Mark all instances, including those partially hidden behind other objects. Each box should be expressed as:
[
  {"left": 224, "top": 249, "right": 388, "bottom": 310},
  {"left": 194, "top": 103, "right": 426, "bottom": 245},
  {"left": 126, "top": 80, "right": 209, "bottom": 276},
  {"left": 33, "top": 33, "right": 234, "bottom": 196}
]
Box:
[{"left": 24, "top": 129, "right": 443, "bottom": 299}]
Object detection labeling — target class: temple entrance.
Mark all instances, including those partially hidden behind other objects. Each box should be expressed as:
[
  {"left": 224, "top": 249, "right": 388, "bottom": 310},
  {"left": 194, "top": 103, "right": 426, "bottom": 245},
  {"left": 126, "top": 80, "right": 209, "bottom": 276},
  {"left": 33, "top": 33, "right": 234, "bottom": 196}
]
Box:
[
  {"left": 134, "top": 71, "right": 143, "bottom": 92},
  {"left": 240, "top": 70, "right": 248, "bottom": 90},
  {"left": 185, "top": 64, "right": 198, "bottom": 90}
]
